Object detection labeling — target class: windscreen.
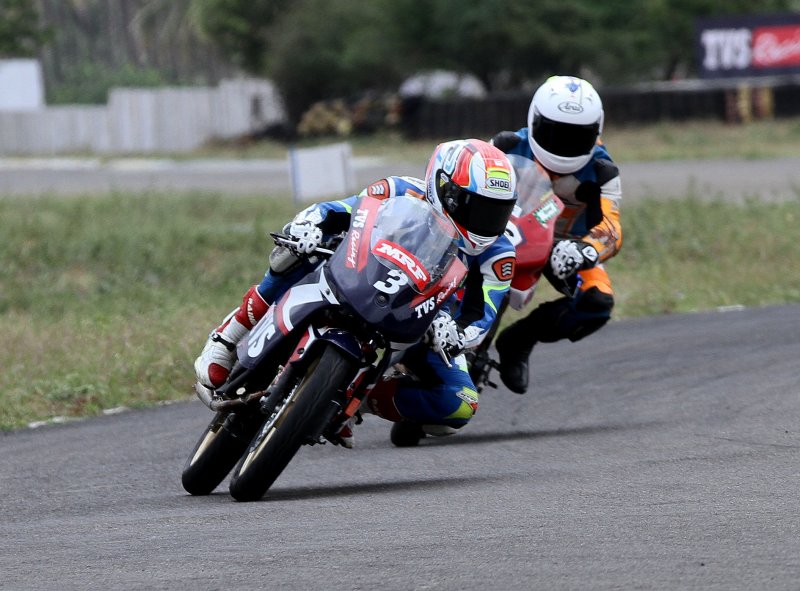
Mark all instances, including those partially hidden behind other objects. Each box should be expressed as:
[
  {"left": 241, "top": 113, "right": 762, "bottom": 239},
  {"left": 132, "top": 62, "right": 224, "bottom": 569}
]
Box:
[
  {"left": 369, "top": 195, "right": 460, "bottom": 292},
  {"left": 507, "top": 154, "right": 557, "bottom": 217}
]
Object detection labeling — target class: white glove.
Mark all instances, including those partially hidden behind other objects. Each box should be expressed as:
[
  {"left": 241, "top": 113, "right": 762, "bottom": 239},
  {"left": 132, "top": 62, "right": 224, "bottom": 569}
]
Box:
[
  {"left": 288, "top": 220, "right": 324, "bottom": 254},
  {"left": 427, "top": 311, "right": 466, "bottom": 357},
  {"left": 549, "top": 240, "right": 598, "bottom": 280}
]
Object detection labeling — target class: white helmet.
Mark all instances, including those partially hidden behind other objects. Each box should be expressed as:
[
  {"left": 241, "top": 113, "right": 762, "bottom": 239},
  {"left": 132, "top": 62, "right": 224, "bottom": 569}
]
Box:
[{"left": 527, "top": 76, "right": 604, "bottom": 174}]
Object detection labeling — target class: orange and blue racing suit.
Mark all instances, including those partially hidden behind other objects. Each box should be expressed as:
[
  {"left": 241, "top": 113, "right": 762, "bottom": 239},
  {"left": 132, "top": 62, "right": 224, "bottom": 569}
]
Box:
[{"left": 493, "top": 128, "right": 622, "bottom": 349}]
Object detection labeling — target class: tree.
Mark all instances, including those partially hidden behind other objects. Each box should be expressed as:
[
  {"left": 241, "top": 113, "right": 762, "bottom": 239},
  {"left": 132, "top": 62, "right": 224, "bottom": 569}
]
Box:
[
  {"left": 264, "top": 0, "right": 409, "bottom": 123},
  {"left": 0, "top": 0, "right": 49, "bottom": 57},
  {"left": 194, "top": 0, "right": 290, "bottom": 72}
]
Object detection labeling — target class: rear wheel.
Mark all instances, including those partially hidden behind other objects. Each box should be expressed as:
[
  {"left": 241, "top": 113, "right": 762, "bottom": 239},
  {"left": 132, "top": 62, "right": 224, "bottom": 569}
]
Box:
[
  {"left": 229, "top": 345, "right": 356, "bottom": 501},
  {"left": 181, "top": 411, "right": 261, "bottom": 496}
]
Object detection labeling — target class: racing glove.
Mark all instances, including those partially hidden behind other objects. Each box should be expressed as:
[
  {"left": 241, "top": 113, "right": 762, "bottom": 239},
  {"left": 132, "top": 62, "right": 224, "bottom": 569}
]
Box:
[
  {"left": 287, "top": 220, "right": 324, "bottom": 254},
  {"left": 427, "top": 311, "right": 466, "bottom": 357},
  {"left": 549, "top": 239, "right": 599, "bottom": 280}
]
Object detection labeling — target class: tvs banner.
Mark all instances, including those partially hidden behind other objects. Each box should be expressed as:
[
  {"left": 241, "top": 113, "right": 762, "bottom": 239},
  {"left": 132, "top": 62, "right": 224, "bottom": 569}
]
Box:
[{"left": 697, "top": 12, "right": 800, "bottom": 78}]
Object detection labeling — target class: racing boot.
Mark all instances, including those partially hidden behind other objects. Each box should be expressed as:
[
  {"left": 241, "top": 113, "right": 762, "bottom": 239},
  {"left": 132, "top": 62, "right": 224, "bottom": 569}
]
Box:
[
  {"left": 334, "top": 414, "right": 360, "bottom": 449},
  {"left": 194, "top": 285, "right": 270, "bottom": 388},
  {"left": 494, "top": 319, "right": 536, "bottom": 395}
]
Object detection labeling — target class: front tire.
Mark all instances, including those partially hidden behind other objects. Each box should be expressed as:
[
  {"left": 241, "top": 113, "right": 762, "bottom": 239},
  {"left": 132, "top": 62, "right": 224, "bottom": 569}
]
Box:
[
  {"left": 181, "top": 411, "right": 261, "bottom": 496},
  {"left": 228, "top": 345, "right": 356, "bottom": 501}
]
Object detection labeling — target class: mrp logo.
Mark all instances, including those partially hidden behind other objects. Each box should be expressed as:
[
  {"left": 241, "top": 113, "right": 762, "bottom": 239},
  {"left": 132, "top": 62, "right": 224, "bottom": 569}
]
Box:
[
  {"left": 373, "top": 239, "right": 429, "bottom": 290},
  {"left": 414, "top": 297, "right": 436, "bottom": 318}
]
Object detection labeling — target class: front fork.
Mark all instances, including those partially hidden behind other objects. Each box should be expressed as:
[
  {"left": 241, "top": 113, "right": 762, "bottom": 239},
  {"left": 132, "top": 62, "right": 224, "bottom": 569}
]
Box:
[{"left": 324, "top": 343, "right": 391, "bottom": 443}]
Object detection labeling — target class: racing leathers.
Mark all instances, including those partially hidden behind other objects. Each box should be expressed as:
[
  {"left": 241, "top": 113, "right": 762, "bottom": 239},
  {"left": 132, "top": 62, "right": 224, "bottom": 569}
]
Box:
[
  {"left": 492, "top": 128, "right": 623, "bottom": 393},
  {"left": 195, "top": 175, "right": 515, "bottom": 436}
]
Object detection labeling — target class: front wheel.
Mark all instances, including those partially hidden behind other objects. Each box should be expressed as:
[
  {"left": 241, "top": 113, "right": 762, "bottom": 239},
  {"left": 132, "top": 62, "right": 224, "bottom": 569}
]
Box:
[
  {"left": 228, "top": 344, "right": 356, "bottom": 501},
  {"left": 181, "top": 411, "right": 262, "bottom": 495}
]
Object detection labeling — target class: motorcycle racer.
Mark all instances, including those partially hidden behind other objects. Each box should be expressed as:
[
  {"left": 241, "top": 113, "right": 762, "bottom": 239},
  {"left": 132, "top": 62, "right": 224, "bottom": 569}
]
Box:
[
  {"left": 491, "top": 75, "right": 623, "bottom": 394},
  {"left": 194, "top": 138, "right": 518, "bottom": 446}
]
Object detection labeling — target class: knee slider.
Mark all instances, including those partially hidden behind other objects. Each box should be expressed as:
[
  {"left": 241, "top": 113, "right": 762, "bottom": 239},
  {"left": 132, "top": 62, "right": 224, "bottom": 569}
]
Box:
[
  {"left": 576, "top": 286, "right": 614, "bottom": 314},
  {"left": 566, "top": 287, "right": 613, "bottom": 342}
]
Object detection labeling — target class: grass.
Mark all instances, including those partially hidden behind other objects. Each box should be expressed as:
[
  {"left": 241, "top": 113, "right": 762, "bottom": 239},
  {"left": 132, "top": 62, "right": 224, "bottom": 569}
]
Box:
[
  {"left": 2, "top": 186, "right": 799, "bottom": 432},
  {"left": 187, "top": 116, "right": 800, "bottom": 163}
]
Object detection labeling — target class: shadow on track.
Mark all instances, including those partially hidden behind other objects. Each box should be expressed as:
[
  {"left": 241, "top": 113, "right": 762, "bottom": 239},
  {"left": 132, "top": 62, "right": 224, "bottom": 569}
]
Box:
[
  {"left": 181, "top": 475, "right": 506, "bottom": 502},
  {"left": 418, "top": 421, "right": 661, "bottom": 447}
]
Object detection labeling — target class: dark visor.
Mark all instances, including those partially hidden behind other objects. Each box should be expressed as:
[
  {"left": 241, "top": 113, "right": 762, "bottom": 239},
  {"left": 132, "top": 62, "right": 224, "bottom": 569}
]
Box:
[
  {"left": 439, "top": 182, "right": 516, "bottom": 237},
  {"left": 531, "top": 113, "right": 599, "bottom": 157}
]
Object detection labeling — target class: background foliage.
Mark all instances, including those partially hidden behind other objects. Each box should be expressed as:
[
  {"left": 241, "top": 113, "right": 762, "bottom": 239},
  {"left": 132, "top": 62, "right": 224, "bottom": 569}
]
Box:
[{"left": 5, "top": 1, "right": 800, "bottom": 111}]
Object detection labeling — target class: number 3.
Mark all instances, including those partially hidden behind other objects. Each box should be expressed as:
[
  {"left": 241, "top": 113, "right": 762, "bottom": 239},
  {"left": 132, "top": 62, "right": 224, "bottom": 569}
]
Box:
[{"left": 374, "top": 269, "right": 408, "bottom": 294}]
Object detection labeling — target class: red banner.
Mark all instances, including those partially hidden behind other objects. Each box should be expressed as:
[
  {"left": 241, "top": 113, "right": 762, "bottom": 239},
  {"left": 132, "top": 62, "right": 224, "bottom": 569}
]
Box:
[{"left": 752, "top": 25, "right": 800, "bottom": 68}]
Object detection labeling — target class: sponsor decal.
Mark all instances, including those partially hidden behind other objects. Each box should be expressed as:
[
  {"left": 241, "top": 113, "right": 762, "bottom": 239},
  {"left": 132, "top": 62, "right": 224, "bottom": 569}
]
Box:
[
  {"left": 700, "top": 28, "right": 752, "bottom": 71},
  {"left": 346, "top": 229, "right": 360, "bottom": 269},
  {"left": 352, "top": 208, "right": 368, "bottom": 229},
  {"left": 456, "top": 388, "right": 479, "bottom": 413},
  {"left": 414, "top": 297, "right": 436, "bottom": 318},
  {"left": 491, "top": 256, "right": 516, "bottom": 281},
  {"left": 487, "top": 175, "right": 511, "bottom": 191},
  {"left": 557, "top": 101, "right": 583, "bottom": 114},
  {"left": 533, "top": 197, "right": 560, "bottom": 226},
  {"left": 368, "top": 180, "right": 390, "bottom": 198},
  {"left": 753, "top": 25, "right": 800, "bottom": 67},
  {"left": 436, "top": 273, "right": 459, "bottom": 304},
  {"left": 373, "top": 239, "right": 429, "bottom": 290},
  {"left": 697, "top": 16, "right": 800, "bottom": 77}
]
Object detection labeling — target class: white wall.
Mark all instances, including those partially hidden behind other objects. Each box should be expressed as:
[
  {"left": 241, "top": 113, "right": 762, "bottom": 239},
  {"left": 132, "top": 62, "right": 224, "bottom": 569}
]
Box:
[
  {"left": 0, "top": 59, "right": 45, "bottom": 111},
  {"left": 0, "top": 77, "right": 285, "bottom": 155}
]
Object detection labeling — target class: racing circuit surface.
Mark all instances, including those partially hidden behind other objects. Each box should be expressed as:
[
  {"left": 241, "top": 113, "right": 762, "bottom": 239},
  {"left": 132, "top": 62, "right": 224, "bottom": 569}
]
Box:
[{"left": 3, "top": 304, "right": 799, "bottom": 590}]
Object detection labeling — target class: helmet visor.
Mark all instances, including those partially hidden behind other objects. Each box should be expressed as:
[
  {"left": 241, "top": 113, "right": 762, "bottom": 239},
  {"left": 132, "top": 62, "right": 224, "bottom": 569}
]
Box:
[
  {"left": 439, "top": 181, "right": 516, "bottom": 238},
  {"left": 531, "top": 114, "right": 599, "bottom": 158}
]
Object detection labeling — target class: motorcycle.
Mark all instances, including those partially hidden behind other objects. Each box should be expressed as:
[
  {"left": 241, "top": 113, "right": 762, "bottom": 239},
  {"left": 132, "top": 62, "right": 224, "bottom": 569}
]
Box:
[
  {"left": 467, "top": 154, "right": 563, "bottom": 392},
  {"left": 182, "top": 193, "right": 467, "bottom": 501}
]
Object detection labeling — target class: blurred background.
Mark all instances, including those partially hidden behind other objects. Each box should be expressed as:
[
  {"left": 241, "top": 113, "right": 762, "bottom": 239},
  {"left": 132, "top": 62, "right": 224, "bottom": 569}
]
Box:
[{"left": 3, "top": 0, "right": 800, "bottom": 154}]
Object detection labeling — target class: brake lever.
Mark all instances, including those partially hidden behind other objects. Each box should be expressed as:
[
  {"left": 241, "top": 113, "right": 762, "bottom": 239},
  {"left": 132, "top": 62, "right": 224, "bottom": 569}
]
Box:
[{"left": 269, "top": 232, "right": 336, "bottom": 256}]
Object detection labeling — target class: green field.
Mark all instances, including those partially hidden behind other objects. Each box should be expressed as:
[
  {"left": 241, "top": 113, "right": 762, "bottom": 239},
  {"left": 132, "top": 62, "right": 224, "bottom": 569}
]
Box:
[{"left": 2, "top": 118, "right": 800, "bottom": 431}]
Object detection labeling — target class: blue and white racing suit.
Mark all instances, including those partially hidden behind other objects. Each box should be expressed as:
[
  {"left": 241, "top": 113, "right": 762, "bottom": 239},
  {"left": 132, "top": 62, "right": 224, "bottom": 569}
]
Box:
[{"left": 257, "top": 175, "right": 516, "bottom": 430}]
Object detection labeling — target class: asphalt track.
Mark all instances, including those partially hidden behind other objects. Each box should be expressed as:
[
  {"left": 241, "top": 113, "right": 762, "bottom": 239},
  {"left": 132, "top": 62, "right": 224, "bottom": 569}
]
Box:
[
  {"left": 1, "top": 155, "right": 800, "bottom": 201},
  {"left": 2, "top": 158, "right": 799, "bottom": 589},
  {"left": 2, "top": 304, "right": 799, "bottom": 590}
]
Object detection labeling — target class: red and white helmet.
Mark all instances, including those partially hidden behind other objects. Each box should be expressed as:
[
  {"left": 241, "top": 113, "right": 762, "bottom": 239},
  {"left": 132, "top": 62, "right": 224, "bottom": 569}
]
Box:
[
  {"left": 425, "top": 139, "right": 517, "bottom": 256},
  {"left": 527, "top": 75, "right": 604, "bottom": 174}
]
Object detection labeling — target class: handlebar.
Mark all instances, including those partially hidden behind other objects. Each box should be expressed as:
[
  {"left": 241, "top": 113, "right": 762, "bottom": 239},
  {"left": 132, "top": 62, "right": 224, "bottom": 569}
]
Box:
[{"left": 269, "top": 231, "right": 337, "bottom": 257}]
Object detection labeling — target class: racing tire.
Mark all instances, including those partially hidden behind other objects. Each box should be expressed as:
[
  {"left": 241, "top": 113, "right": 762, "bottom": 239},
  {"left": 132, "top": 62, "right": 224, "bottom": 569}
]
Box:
[
  {"left": 181, "top": 411, "right": 261, "bottom": 496},
  {"left": 228, "top": 345, "right": 355, "bottom": 501}
]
